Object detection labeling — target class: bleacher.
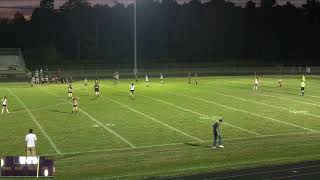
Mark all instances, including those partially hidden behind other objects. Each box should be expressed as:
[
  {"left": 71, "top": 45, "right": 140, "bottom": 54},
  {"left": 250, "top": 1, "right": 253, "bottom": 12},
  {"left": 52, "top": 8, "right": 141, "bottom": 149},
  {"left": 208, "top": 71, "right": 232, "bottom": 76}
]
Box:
[{"left": 0, "top": 48, "right": 30, "bottom": 80}]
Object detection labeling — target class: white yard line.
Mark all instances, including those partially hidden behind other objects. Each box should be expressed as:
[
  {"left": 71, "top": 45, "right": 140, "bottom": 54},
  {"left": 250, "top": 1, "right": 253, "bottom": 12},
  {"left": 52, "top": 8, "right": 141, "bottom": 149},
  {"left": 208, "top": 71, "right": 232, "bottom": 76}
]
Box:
[
  {"left": 42, "top": 89, "right": 136, "bottom": 148},
  {"left": 260, "top": 93, "right": 320, "bottom": 107},
  {"left": 44, "top": 131, "right": 318, "bottom": 157},
  {"left": 171, "top": 93, "right": 318, "bottom": 133},
  {"left": 77, "top": 107, "right": 136, "bottom": 148},
  {"left": 103, "top": 97, "right": 204, "bottom": 142},
  {"left": 216, "top": 92, "right": 320, "bottom": 118},
  {"left": 143, "top": 95, "right": 261, "bottom": 136},
  {"left": 7, "top": 88, "right": 62, "bottom": 155}
]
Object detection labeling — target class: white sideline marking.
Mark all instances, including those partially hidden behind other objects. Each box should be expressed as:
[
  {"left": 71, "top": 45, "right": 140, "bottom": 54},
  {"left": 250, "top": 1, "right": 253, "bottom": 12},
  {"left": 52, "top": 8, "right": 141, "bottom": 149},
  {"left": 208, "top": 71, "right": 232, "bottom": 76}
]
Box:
[
  {"left": 260, "top": 93, "right": 320, "bottom": 107},
  {"left": 46, "top": 131, "right": 318, "bottom": 157},
  {"left": 77, "top": 107, "right": 136, "bottom": 148},
  {"left": 42, "top": 89, "right": 136, "bottom": 148},
  {"left": 94, "top": 157, "right": 320, "bottom": 180},
  {"left": 104, "top": 97, "right": 204, "bottom": 142},
  {"left": 216, "top": 93, "right": 320, "bottom": 118},
  {"left": 143, "top": 95, "right": 261, "bottom": 136},
  {"left": 7, "top": 88, "right": 62, "bottom": 155},
  {"left": 172, "top": 93, "right": 318, "bottom": 133}
]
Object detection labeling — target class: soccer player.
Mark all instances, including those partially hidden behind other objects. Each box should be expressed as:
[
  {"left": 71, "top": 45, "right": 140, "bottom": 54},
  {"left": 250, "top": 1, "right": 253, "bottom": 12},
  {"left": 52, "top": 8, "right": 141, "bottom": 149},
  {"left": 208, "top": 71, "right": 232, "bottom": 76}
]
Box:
[
  {"left": 188, "top": 72, "right": 191, "bottom": 84},
  {"left": 253, "top": 77, "right": 259, "bottom": 91},
  {"left": 84, "top": 77, "right": 88, "bottom": 86},
  {"left": 1, "top": 96, "right": 9, "bottom": 114},
  {"left": 113, "top": 72, "right": 119, "bottom": 85},
  {"left": 145, "top": 74, "right": 149, "bottom": 87},
  {"left": 67, "top": 84, "right": 73, "bottom": 99},
  {"left": 72, "top": 96, "right": 79, "bottom": 114},
  {"left": 31, "top": 76, "right": 35, "bottom": 87},
  {"left": 130, "top": 83, "right": 135, "bottom": 97},
  {"left": 212, "top": 119, "right": 224, "bottom": 149},
  {"left": 25, "top": 129, "right": 37, "bottom": 156},
  {"left": 301, "top": 80, "right": 305, "bottom": 96},
  {"left": 278, "top": 79, "right": 282, "bottom": 88},
  {"left": 94, "top": 83, "right": 100, "bottom": 98},
  {"left": 195, "top": 73, "right": 198, "bottom": 85},
  {"left": 160, "top": 73, "right": 164, "bottom": 84}
]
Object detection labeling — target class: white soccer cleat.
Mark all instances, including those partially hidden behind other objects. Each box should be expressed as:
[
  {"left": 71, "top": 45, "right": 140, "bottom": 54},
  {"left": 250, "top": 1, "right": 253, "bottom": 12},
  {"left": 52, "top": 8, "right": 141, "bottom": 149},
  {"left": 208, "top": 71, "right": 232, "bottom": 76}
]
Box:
[
  {"left": 212, "top": 146, "right": 217, "bottom": 149},
  {"left": 219, "top": 145, "right": 224, "bottom": 148}
]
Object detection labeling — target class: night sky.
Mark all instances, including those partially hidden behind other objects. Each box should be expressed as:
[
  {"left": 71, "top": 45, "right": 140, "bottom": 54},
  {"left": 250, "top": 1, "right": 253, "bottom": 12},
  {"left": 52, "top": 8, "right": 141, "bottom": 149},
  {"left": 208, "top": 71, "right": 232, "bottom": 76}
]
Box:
[{"left": 0, "top": 0, "right": 305, "bottom": 18}]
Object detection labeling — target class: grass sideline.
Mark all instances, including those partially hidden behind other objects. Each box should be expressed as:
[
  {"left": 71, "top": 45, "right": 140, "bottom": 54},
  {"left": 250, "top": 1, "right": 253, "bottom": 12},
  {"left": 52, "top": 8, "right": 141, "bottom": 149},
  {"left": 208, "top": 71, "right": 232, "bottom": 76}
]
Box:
[{"left": 0, "top": 75, "right": 320, "bottom": 179}]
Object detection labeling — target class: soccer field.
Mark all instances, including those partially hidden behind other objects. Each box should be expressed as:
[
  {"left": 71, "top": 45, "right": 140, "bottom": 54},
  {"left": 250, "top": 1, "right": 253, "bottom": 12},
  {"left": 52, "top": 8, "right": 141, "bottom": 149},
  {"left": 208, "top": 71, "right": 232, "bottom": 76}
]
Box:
[{"left": 1, "top": 75, "right": 320, "bottom": 179}]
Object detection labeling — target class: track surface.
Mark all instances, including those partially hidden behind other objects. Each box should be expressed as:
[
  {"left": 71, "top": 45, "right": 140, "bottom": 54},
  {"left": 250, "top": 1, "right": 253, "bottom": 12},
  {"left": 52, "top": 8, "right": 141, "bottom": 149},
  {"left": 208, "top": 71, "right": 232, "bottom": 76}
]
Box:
[{"left": 165, "top": 160, "right": 320, "bottom": 180}]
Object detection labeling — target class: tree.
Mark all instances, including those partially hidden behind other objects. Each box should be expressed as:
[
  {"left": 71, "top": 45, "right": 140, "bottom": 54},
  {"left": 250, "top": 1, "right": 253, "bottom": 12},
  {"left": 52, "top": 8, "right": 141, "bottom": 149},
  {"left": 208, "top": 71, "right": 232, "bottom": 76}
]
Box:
[
  {"left": 40, "top": 0, "right": 54, "bottom": 10},
  {"left": 260, "top": 0, "right": 276, "bottom": 8},
  {"left": 60, "top": 0, "right": 91, "bottom": 13}
]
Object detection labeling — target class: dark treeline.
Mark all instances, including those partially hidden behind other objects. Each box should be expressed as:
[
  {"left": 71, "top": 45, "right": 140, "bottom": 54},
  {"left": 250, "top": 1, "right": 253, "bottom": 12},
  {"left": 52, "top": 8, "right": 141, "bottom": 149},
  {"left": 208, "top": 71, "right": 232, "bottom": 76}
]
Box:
[{"left": 0, "top": 0, "right": 320, "bottom": 66}]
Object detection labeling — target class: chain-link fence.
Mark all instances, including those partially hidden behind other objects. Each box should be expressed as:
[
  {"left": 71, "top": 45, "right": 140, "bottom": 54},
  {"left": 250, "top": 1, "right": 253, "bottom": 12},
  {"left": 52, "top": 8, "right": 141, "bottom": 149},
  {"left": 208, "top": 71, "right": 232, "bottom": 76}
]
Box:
[{"left": 27, "top": 64, "right": 315, "bottom": 81}]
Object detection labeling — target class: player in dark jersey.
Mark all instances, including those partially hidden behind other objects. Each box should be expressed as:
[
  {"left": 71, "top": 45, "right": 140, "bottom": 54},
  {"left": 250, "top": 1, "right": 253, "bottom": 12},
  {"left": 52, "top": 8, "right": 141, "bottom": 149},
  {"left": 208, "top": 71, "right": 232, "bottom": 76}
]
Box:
[
  {"left": 212, "top": 119, "right": 224, "bottom": 149},
  {"left": 94, "top": 83, "right": 100, "bottom": 98},
  {"left": 67, "top": 84, "right": 73, "bottom": 99}
]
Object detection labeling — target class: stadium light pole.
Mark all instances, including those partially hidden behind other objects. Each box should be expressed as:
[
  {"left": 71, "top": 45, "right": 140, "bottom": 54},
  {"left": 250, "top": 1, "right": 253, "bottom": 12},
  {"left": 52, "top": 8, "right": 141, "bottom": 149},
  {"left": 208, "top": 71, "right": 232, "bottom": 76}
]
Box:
[{"left": 133, "top": 0, "right": 138, "bottom": 78}]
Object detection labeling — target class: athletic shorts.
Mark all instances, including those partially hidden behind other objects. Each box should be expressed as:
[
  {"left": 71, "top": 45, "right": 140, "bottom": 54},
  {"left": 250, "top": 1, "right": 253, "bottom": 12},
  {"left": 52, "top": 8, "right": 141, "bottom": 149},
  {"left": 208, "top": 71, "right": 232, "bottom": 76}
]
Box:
[
  {"left": 95, "top": 89, "right": 99, "bottom": 92},
  {"left": 130, "top": 90, "right": 134, "bottom": 92},
  {"left": 68, "top": 92, "right": 72, "bottom": 93},
  {"left": 301, "top": 87, "right": 305, "bottom": 91},
  {"left": 26, "top": 147, "right": 36, "bottom": 156},
  {"left": 73, "top": 105, "right": 78, "bottom": 107},
  {"left": 2, "top": 105, "right": 6, "bottom": 107}
]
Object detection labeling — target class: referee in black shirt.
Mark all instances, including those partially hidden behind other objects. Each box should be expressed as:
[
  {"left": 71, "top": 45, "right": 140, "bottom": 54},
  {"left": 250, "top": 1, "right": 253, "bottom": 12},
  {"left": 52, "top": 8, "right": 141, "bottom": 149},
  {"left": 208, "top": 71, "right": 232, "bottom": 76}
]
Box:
[{"left": 213, "top": 119, "right": 224, "bottom": 149}]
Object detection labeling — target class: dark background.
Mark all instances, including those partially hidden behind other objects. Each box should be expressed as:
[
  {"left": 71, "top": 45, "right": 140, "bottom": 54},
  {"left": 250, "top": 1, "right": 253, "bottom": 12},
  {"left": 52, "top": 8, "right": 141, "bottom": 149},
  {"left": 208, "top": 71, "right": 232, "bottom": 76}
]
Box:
[{"left": 0, "top": 0, "right": 319, "bottom": 67}]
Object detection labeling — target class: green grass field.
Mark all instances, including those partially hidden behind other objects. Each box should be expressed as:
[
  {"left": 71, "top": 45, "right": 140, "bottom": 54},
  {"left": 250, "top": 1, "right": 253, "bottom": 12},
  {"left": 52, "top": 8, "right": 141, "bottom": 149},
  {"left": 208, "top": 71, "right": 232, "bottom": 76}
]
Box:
[{"left": 1, "top": 75, "right": 320, "bottom": 179}]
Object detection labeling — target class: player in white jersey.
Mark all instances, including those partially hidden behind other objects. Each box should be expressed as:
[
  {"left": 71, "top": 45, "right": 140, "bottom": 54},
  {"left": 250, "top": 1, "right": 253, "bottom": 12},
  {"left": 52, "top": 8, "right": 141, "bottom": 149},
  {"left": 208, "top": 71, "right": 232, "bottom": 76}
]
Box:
[
  {"left": 130, "top": 83, "right": 135, "bottom": 97},
  {"left": 68, "top": 84, "right": 73, "bottom": 99},
  {"left": 72, "top": 96, "right": 79, "bottom": 114},
  {"left": 160, "top": 73, "right": 164, "bottom": 84},
  {"left": 253, "top": 77, "right": 259, "bottom": 91},
  {"left": 1, "top": 96, "right": 9, "bottom": 114},
  {"left": 145, "top": 74, "right": 149, "bottom": 87},
  {"left": 25, "top": 129, "right": 37, "bottom": 156},
  {"left": 84, "top": 77, "right": 88, "bottom": 86}
]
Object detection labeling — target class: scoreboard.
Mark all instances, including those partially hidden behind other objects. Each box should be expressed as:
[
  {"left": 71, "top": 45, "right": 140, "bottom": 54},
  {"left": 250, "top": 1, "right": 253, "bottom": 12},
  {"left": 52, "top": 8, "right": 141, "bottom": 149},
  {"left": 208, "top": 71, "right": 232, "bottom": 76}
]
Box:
[{"left": 0, "top": 156, "right": 54, "bottom": 178}]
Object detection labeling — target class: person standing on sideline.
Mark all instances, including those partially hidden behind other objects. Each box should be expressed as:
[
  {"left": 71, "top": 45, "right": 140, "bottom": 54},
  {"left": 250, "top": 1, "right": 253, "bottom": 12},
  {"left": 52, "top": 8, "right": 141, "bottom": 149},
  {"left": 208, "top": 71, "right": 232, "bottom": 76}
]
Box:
[
  {"left": 213, "top": 119, "right": 224, "bottom": 149},
  {"left": 25, "top": 129, "right": 37, "bottom": 156},
  {"left": 301, "top": 81, "right": 305, "bottom": 96},
  {"left": 1, "top": 96, "right": 9, "bottom": 114}
]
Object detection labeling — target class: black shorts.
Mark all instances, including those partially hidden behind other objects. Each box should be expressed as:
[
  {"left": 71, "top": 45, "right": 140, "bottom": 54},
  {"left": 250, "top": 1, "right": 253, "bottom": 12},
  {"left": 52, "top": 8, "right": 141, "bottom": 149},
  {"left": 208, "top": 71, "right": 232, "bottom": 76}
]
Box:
[
  {"left": 68, "top": 92, "right": 72, "bottom": 94},
  {"left": 130, "top": 90, "right": 134, "bottom": 92},
  {"left": 95, "top": 89, "right": 99, "bottom": 92},
  {"left": 3, "top": 105, "right": 6, "bottom": 107},
  {"left": 301, "top": 87, "right": 305, "bottom": 91},
  {"left": 73, "top": 105, "right": 78, "bottom": 107}
]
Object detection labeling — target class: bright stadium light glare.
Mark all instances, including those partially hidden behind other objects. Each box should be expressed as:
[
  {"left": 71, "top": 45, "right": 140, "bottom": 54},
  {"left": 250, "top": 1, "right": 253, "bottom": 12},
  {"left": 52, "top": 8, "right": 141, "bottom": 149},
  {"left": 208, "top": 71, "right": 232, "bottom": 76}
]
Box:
[
  {"left": 44, "top": 169, "right": 49, "bottom": 177},
  {"left": 0, "top": 158, "right": 4, "bottom": 167}
]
